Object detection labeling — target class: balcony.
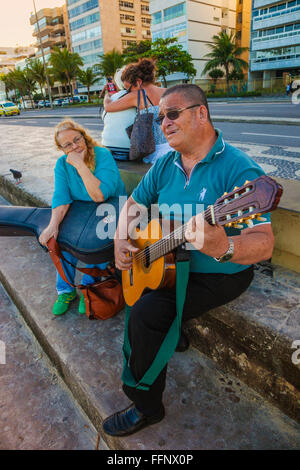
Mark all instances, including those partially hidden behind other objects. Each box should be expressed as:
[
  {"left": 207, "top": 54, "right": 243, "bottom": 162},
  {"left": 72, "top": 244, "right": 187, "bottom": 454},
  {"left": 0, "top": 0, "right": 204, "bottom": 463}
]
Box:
[
  {"left": 250, "top": 55, "right": 300, "bottom": 70},
  {"left": 121, "top": 30, "right": 136, "bottom": 37},
  {"left": 252, "top": 31, "right": 300, "bottom": 50},
  {"left": 253, "top": 8, "right": 300, "bottom": 30},
  {"left": 120, "top": 18, "right": 135, "bottom": 25},
  {"left": 119, "top": 5, "right": 135, "bottom": 12}
]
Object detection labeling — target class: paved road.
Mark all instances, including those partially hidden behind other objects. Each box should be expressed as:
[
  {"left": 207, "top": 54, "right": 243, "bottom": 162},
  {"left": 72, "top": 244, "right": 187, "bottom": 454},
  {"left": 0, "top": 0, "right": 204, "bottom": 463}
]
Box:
[
  {"left": 2, "top": 113, "right": 300, "bottom": 148},
  {"left": 8, "top": 99, "right": 300, "bottom": 119},
  {"left": 1, "top": 114, "right": 300, "bottom": 181}
]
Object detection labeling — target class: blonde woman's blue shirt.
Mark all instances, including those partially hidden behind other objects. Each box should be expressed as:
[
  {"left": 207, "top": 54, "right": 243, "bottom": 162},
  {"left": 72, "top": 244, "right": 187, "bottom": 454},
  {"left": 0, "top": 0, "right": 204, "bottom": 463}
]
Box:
[
  {"left": 131, "top": 130, "right": 271, "bottom": 275},
  {"left": 52, "top": 146, "right": 127, "bottom": 209}
]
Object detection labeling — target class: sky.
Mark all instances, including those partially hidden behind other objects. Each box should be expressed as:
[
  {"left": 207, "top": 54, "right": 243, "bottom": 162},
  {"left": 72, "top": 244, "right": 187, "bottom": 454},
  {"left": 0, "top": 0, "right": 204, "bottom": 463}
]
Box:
[{"left": 0, "top": 0, "right": 64, "bottom": 48}]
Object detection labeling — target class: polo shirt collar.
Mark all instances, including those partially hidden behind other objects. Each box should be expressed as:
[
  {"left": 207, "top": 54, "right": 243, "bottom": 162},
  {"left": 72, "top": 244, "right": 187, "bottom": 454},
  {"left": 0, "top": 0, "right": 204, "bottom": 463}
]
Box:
[{"left": 174, "top": 129, "right": 225, "bottom": 165}]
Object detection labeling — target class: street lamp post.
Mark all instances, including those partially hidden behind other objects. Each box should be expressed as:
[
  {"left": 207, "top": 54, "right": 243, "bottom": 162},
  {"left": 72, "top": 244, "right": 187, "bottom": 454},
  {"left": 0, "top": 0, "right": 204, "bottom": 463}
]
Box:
[{"left": 33, "top": 0, "right": 53, "bottom": 108}]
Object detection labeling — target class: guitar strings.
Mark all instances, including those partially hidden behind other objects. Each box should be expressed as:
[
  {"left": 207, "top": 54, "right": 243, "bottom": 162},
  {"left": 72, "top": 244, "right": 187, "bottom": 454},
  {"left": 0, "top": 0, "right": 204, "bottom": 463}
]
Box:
[{"left": 133, "top": 206, "right": 214, "bottom": 264}]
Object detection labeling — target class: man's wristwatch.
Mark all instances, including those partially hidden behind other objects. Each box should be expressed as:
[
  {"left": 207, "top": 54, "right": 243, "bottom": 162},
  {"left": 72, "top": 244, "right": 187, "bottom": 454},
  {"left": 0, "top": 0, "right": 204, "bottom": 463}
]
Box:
[{"left": 214, "top": 238, "right": 234, "bottom": 263}]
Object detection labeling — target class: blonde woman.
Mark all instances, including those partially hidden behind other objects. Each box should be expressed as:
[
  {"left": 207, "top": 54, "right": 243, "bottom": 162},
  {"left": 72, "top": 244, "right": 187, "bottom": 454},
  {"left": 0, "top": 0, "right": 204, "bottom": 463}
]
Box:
[{"left": 39, "top": 119, "right": 126, "bottom": 316}]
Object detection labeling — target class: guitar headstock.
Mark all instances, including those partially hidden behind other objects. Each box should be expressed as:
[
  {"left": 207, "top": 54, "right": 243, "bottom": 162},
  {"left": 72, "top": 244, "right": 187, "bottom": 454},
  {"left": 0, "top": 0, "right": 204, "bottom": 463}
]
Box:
[{"left": 212, "top": 175, "right": 283, "bottom": 228}]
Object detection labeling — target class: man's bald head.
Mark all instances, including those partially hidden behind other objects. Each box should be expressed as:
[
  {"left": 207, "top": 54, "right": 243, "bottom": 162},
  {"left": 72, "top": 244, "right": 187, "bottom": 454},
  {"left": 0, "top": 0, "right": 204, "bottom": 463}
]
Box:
[{"left": 161, "top": 84, "right": 212, "bottom": 124}]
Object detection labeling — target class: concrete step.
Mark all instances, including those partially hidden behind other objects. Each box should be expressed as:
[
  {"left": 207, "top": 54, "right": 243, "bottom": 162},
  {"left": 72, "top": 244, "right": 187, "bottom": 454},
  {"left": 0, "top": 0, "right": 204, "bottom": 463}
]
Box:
[
  {"left": 0, "top": 236, "right": 299, "bottom": 450},
  {"left": 0, "top": 281, "right": 107, "bottom": 450},
  {"left": 184, "top": 262, "right": 300, "bottom": 423}
]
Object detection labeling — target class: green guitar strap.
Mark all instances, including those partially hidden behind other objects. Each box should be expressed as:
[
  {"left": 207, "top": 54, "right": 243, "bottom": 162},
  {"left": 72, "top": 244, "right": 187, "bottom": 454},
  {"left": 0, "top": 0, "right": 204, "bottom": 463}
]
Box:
[{"left": 122, "top": 246, "right": 190, "bottom": 391}]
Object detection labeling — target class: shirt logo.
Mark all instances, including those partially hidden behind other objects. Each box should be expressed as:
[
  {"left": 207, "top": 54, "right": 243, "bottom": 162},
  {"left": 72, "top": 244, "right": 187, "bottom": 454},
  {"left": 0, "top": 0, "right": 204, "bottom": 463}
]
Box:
[{"left": 199, "top": 188, "right": 207, "bottom": 201}]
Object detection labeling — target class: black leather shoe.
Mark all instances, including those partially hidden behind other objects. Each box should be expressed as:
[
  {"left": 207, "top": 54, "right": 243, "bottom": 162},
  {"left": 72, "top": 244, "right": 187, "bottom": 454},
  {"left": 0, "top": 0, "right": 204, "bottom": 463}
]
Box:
[
  {"left": 102, "top": 403, "right": 165, "bottom": 437},
  {"left": 176, "top": 331, "right": 189, "bottom": 352}
]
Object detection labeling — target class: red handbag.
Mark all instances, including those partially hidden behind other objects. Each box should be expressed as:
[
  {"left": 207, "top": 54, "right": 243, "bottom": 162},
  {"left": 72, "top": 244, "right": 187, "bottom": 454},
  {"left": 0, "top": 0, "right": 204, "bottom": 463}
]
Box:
[{"left": 47, "top": 238, "right": 125, "bottom": 320}]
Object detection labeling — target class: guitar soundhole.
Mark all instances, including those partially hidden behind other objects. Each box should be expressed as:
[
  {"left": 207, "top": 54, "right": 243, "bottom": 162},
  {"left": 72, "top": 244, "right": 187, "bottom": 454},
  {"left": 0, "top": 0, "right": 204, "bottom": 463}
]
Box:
[{"left": 144, "top": 246, "right": 150, "bottom": 269}]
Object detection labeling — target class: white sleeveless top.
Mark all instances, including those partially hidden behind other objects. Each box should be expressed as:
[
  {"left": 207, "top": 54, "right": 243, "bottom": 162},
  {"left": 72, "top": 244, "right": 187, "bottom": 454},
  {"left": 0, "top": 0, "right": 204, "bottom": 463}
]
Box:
[{"left": 101, "top": 90, "right": 136, "bottom": 149}]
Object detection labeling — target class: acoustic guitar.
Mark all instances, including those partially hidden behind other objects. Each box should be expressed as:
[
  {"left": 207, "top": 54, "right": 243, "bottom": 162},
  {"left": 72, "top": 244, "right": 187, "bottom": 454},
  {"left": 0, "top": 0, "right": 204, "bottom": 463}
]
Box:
[{"left": 122, "top": 175, "right": 283, "bottom": 306}]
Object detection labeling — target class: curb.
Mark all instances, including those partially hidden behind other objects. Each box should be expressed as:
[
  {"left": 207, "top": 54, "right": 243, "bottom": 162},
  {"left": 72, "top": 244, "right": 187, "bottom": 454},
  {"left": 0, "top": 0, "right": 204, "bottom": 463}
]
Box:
[{"left": 10, "top": 114, "right": 300, "bottom": 126}]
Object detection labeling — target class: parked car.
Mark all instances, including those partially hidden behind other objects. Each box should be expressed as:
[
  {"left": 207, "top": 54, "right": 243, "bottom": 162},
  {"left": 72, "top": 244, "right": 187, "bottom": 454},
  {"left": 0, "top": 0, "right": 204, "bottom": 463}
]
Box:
[
  {"left": 73, "top": 94, "right": 88, "bottom": 103},
  {"left": 61, "top": 98, "right": 70, "bottom": 106},
  {"left": 53, "top": 98, "right": 64, "bottom": 106},
  {"left": 0, "top": 101, "right": 20, "bottom": 116},
  {"left": 38, "top": 100, "right": 51, "bottom": 108}
]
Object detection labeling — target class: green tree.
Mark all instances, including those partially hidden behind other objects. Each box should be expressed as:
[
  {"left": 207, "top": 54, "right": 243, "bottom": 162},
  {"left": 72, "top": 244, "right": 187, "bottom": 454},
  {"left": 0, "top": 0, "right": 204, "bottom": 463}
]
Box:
[
  {"left": 0, "top": 73, "right": 13, "bottom": 100},
  {"left": 95, "top": 48, "right": 124, "bottom": 79},
  {"left": 49, "top": 47, "right": 83, "bottom": 99},
  {"left": 122, "top": 40, "right": 152, "bottom": 63},
  {"left": 143, "top": 38, "right": 196, "bottom": 87},
  {"left": 18, "top": 69, "right": 37, "bottom": 108},
  {"left": 25, "top": 57, "right": 51, "bottom": 99},
  {"left": 208, "top": 68, "right": 224, "bottom": 93},
  {"left": 202, "top": 31, "right": 248, "bottom": 95},
  {"left": 77, "top": 67, "right": 99, "bottom": 102}
]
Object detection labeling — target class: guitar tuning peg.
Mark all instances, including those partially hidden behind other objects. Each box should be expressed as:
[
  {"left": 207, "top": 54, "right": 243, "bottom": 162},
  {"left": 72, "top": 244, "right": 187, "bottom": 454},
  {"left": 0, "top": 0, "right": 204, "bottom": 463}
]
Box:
[
  {"left": 223, "top": 192, "right": 228, "bottom": 196},
  {"left": 244, "top": 180, "right": 250, "bottom": 184},
  {"left": 234, "top": 186, "right": 239, "bottom": 190},
  {"left": 225, "top": 223, "right": 233, "bottom": 227},
  {"left": 233, "top": 223, "right": 244, "bottom": 229},
  {"left": 246, "top": 219, "right": 254, "bottom": 228},
  {"left": 256, "top": 216, "right": 267, "bottom": 222}
]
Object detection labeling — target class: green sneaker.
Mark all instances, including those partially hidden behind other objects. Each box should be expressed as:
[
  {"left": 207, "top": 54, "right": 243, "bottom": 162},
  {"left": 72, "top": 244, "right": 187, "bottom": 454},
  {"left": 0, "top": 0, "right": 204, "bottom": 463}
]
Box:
[
  {"left": 78, "top": 293, "right": 86, "bottom": 315},
  {"left": 52, "top": 290, "right": 77, "bottom": 316}
]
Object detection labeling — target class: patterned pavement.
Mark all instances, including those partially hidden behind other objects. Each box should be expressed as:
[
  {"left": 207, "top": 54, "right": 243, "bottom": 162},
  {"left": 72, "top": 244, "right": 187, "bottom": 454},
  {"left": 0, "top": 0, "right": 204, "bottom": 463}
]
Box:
[{"left": 0, "top": 125, "right": 299, "bottom": 206}]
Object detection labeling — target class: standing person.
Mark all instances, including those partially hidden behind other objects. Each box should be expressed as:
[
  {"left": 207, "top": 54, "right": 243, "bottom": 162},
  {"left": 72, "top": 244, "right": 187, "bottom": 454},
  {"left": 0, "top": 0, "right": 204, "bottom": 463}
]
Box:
[
  {"left": 39, "top": 119, "right": 126, "bottom": 316},
  {"left": 102, "top": 84, "right": 275, "bottom": 436},
  {"left": 287, "top": 83, "right": 291, "bottom": 96},
  {"left": 100, "top": 77, "right": 118, "bottom": 99},
  {"left": 104, "top": 58, "right": 172, "bottom": 164},
  {"left": 101, "top": 67, "right": 136, "bottom": 161}
]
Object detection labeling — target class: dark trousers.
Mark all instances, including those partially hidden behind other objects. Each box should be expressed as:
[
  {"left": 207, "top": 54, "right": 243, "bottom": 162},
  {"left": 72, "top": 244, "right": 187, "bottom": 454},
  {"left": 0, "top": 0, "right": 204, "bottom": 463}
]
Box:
[{"left": 123, "top": 266, "right": 254, "bottom": 415}]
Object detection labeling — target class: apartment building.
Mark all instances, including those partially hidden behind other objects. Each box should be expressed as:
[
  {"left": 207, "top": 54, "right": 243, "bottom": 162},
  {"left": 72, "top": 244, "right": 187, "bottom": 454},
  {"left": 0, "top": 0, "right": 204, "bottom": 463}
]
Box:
[
  {"left": 249, "top": 0, "right": 300, "bottom": 85},
  {"left": 0, "top": 46, "right": 35, "bottom": 73},
  {"left": 67, "top": 0, "right": 151, "bottom": 64},
  {"left": 150, "top": 0, "right": 236, "bottom": 82},
  {"left": 30, "top": 6, "right": 71, "bottom": 64},
  {"left": 66, "top": 0, "right": 151, "bottom": 92},
  {"left": 236, "top": 0, "right": 251, "bottom": 65}
]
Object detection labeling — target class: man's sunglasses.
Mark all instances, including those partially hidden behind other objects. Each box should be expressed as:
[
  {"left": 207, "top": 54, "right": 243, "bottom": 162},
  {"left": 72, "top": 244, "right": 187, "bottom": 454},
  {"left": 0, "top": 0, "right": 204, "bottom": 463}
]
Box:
[{"left": 155, "top": 104, "right": 201, "bottom": 126}]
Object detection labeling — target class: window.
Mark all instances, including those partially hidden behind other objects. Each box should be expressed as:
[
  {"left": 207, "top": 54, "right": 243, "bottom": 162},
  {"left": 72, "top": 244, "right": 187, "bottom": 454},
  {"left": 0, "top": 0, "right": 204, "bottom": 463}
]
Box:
[
  {"left": 164, "top": 3, "right": 186, "bottom": 22},
  {"left": 71, "top": 25, "right": 101, "bottom": 43},
  {"left": 152, "top": 11, "right": 162, "bottom": 24},
  {"left": 119, "top": 1, "right": 134, "bottom": 8},
  {"left": 142, "top": 17, "right": 151, "bottom": 24},
  {"left": 120, "top": 14, "right": 135, "bottom": 21},
  {"left": 68, "top": 0, "right": 99, "bottom": 19},
  {"left": 73, "top": 39, "right": 102, "bottom": 53},
  {"left": 70, "top": 12, "right": 100, "bottom": 31},
  {"left": 141, "top": 5, "right": 149, "bottom": 12},
  {"left": 122, "top": 39, "right": 136, "bottom": 47}
]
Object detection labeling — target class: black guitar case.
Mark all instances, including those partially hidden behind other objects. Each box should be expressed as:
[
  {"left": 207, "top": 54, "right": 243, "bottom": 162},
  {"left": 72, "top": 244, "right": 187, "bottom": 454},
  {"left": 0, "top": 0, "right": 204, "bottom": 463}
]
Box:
[{"left": 0, "top": 198, "right": 122, "bottom": 264}]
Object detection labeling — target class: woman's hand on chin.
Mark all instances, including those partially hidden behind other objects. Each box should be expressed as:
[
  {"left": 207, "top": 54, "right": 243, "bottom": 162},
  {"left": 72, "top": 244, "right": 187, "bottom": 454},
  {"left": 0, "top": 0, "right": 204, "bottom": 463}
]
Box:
[{"left": 66, "top": 150, "right": 86, "bottom": 170}]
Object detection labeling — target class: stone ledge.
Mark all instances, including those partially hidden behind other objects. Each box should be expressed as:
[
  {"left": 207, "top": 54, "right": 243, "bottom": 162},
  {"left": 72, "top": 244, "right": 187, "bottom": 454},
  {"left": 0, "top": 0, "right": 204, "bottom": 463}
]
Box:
[
  {"left": 185, "top": 262, "right": 300, "bottom": 423},
  {"left": 0, "top": 236, "right": 299, "bottom": 449}
]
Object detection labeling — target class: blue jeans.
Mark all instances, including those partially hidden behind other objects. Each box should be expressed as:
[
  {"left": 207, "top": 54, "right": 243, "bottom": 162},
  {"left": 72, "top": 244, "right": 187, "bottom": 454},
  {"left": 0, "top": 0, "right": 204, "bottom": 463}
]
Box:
[{"left": 56, "top": 250, "right": 107, "bottom": 295}]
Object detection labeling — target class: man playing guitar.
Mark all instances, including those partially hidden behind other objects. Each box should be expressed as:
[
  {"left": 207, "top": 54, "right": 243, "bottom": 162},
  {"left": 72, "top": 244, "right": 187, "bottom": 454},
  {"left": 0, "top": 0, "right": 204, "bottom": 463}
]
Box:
[{"left": 102, "top": 84, "right": 276, "bottom": 437}]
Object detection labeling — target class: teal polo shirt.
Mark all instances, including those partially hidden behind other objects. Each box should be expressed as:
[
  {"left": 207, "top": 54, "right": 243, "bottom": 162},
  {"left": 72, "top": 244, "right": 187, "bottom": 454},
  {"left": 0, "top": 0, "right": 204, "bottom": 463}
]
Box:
[
  {"left": 131, "top": 130, "right": 271, "bottom": 274},
  {"left": 52, "top": 146, "right": 127, "bottom": 209}
]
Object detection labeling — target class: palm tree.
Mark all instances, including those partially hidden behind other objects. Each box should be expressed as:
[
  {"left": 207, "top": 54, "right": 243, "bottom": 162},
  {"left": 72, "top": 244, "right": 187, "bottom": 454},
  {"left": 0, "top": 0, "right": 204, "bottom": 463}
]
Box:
[
  {"left": 94, "top": 49, "right": 124, "bottom": 79},
  {"left": 208, "top": 68, "right": 224, "bottom": 93},
  {"left": 202, "top": 31, "right": 248, "bottom": 95},
  {"left": 0, "top": 73, "right": 13, "bottom": 100},
  {"left": 17, "top": 69, "right": 37, "bottom": 108},
  {"left": 77, "top": 67, "right": 99, "bottom": 102},
  {"left": 25, "top": 58, "right": 49, "bottom": 99},
  {"left": 49, "top": 47, "right": 83, "bottom": 99}
]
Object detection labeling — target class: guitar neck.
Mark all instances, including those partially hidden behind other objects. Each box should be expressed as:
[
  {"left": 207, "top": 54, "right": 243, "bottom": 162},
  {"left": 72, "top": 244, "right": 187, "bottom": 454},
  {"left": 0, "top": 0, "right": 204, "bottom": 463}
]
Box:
[{"left": 147, "top": 205, "right": 214, "bottom": 264}]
